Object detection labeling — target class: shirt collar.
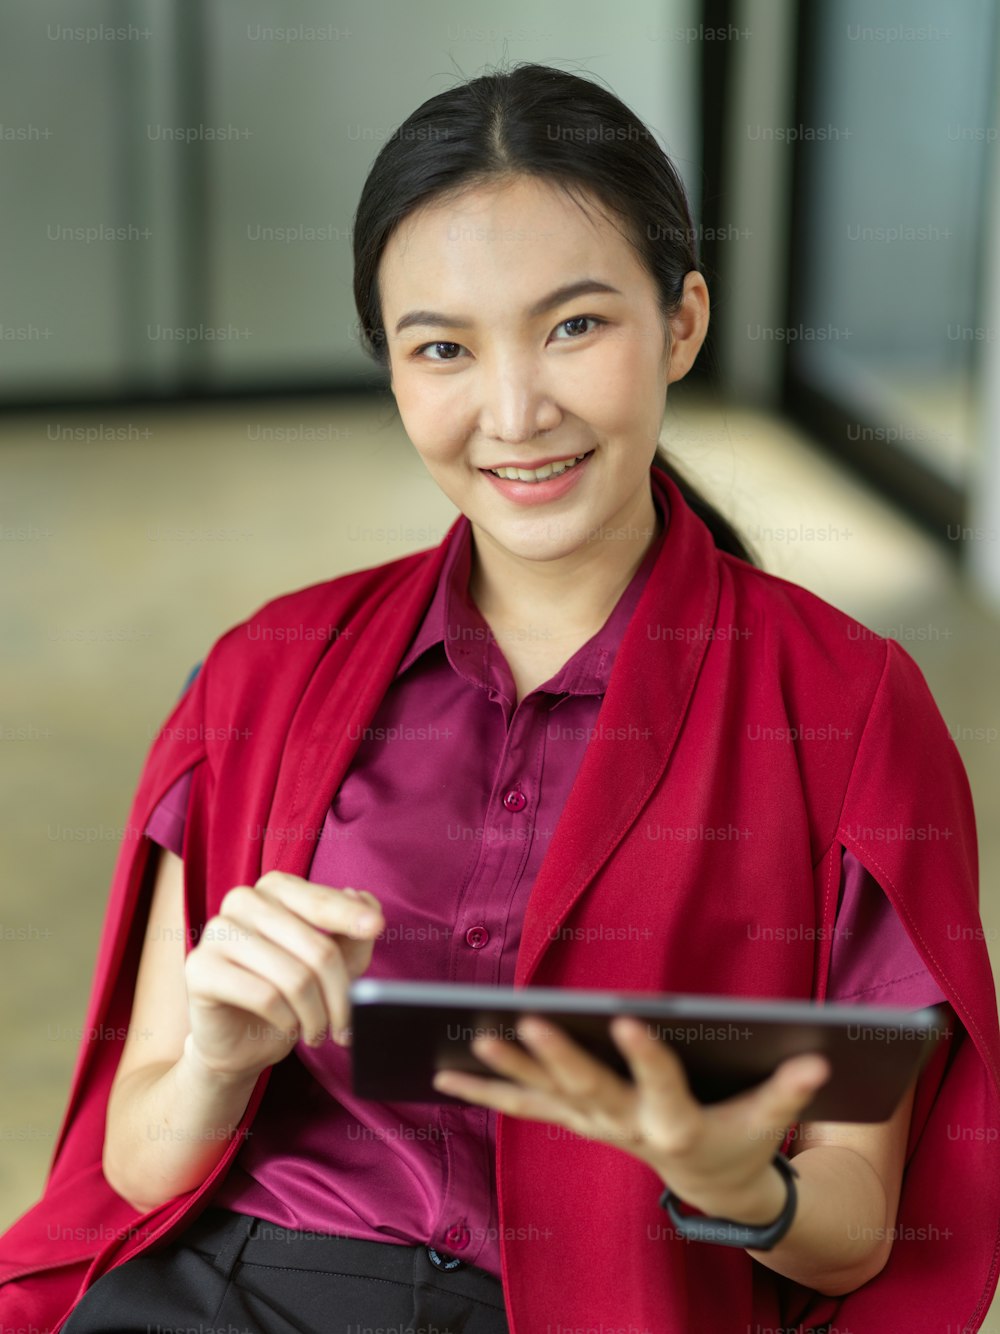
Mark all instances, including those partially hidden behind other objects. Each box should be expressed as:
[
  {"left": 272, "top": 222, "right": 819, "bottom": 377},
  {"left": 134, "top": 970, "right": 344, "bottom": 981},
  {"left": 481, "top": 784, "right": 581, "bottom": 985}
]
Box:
[{"left": 394, "top": 472, "right": 670, "bottom": 699}]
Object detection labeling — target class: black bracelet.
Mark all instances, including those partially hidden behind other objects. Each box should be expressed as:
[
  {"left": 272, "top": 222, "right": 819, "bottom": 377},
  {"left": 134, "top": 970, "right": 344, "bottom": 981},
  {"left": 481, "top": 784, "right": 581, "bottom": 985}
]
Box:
[{"left": 658, "top": 1152, "right": 800, "bottom": 1250}]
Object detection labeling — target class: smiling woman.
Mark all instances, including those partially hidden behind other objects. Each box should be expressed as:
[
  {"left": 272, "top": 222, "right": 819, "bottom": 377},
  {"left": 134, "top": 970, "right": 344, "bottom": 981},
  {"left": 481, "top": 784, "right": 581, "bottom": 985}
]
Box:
[
  {"left": 355, "top": 73, "right": 754, "bottom": 566},
  {"left": 4, "top": 60, "right": 999, "bottom": 1334}
]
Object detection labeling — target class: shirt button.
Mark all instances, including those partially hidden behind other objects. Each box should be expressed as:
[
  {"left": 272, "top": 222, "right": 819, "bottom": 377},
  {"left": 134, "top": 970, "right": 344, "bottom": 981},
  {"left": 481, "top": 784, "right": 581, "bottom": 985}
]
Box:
[
  {"left": 465, "top": 925, "right": 489, "bottom": 949},
  {"left": 503, "top": 788, "right": 527, "bottom": 812},
  {"left": 444, "top": 1222, "right": 471, "bottom": 1251}
]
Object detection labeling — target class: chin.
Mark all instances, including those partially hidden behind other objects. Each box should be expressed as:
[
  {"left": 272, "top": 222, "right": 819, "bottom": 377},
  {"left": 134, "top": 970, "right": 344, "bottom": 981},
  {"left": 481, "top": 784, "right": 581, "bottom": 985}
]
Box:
[{"left": 482, "top": 517, "right": 598, "bottom": 559}]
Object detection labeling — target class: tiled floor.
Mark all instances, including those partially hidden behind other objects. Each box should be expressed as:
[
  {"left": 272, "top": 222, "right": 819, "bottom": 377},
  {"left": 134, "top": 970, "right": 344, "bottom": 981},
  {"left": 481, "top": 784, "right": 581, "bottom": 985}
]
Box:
[{"left": 2, "top": 390, "right": 998, "bottom": 1323}]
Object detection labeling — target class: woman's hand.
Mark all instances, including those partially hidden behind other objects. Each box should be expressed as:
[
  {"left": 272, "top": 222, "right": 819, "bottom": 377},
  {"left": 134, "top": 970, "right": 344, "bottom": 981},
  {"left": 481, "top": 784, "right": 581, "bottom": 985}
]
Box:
[
  {"left": 183, "top": 870, "right": 384, "bottom": 1082},
  {"left": 432, "top": 1015, "right": 830, "bottom": 1220}
]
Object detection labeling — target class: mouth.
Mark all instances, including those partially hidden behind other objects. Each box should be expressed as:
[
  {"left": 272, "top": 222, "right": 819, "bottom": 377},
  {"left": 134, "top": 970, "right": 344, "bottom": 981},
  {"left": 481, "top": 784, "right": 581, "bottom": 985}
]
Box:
[
  {"left": 479, "top": 448, "right": 596, "bottom": 506},
  {"left": 480, "top": 449, "right": 595, "bottom": 484}
]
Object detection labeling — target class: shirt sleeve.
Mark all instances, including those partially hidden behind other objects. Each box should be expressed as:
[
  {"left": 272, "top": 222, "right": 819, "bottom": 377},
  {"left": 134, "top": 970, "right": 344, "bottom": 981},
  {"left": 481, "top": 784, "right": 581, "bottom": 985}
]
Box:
[
  {"left": 143, "top": 664, "right": 203, "bottom": 857},
  {"left": 144, "top": 767, "right": 194, "bottom": 857},
  {"left": 827, "top": 845, "right": 948, "bottom": 1007}
]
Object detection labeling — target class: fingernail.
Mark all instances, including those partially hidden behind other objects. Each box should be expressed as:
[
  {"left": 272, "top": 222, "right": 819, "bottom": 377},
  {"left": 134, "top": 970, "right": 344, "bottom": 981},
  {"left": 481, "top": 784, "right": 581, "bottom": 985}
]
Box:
[{"left": 356, "top": 912, "right": 380, "bottom": 931}]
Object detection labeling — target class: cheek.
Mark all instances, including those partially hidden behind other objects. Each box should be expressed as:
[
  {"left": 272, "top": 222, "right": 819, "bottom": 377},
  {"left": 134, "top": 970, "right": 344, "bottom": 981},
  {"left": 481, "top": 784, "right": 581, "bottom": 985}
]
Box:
[
  {"left": 556, "top": 340, "right": 651, "bottom": 430},
  {"left": 392, "top": 375, "right": 470, "bottom": 467},
  {"left": 601, "top": 331, "right": 671, "bottom": 433}
]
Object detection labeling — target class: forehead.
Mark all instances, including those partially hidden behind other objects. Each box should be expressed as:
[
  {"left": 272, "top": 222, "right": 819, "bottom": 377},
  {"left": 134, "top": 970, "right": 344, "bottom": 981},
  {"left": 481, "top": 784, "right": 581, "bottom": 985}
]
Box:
[{"left": 378, "top": 176, "right": 640, "bottom": 299}]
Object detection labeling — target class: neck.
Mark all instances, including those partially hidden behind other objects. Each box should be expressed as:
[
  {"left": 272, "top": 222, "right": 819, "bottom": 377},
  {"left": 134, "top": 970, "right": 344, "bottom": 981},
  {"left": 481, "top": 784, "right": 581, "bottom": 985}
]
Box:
[{"left": 467, "top": 480, "right": 663, "bottom": 638}]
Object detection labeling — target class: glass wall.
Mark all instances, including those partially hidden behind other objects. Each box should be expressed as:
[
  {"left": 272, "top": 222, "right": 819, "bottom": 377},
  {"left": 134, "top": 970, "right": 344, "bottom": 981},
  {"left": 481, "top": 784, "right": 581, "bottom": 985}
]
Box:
[
  {"left": 0, "top": 0, "right": 698, "bottom": 403},
  {"left": 787, "top": 0, "right": 998, "bottom": 513}
]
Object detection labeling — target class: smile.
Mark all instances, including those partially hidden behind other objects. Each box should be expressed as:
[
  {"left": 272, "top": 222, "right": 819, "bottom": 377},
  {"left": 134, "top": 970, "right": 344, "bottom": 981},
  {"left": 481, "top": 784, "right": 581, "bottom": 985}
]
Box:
[
  {"left": 485, "top": 451, "right": 594, "bottom": 483},
  {"left": 480, "top": 449, "right": 596, "bottom": 507}
]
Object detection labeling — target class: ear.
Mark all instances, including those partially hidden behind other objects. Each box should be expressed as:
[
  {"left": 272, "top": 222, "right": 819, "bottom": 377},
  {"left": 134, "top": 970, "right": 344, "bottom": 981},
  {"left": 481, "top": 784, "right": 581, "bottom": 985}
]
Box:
[{"left": 665, "top": 272, "right": 710, "bottom": 385}]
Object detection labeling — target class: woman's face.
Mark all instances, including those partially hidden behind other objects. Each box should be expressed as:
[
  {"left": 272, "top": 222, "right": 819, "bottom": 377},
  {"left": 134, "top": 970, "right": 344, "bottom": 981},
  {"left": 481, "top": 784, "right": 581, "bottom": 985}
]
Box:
[{"left": 378, "top": 174, "right": 705, "bottom": 568}]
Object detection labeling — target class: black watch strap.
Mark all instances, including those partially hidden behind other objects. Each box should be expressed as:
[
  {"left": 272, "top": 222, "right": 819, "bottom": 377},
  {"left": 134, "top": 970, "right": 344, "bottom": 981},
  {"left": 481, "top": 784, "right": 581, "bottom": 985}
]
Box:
[{"left": 658, "top": 1152, "right": 800, "bottom": 1250}]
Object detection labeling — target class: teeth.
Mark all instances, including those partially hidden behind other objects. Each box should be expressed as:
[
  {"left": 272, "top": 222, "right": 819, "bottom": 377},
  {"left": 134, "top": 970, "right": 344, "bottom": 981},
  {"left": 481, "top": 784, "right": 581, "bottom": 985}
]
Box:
[{"left": 489, "top": 453, "right": 588, "bottom": 482}]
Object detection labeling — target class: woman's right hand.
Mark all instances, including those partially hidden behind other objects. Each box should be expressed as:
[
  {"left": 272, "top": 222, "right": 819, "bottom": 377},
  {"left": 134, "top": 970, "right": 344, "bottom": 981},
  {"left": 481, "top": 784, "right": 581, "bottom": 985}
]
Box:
[{"left": 182, "top": 870, "right": 384, "bottom": 1081}]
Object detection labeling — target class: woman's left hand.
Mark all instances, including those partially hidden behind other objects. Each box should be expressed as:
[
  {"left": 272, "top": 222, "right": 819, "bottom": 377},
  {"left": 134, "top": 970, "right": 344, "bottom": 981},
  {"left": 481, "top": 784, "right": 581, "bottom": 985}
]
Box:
[{"left": 431, "top": 1015, "right": 830, "bottom": 1220}]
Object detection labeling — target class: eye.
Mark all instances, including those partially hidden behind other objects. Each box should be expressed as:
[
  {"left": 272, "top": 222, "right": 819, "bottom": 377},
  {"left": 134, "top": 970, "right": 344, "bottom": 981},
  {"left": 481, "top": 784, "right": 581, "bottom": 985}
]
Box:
[
  {"left": 411, "top": 314, "right": 606, "bottom": 362},
  {"left": 412, "top": 341, "right": 466, "bottom": 362},
  {"left": 551, "top": 315, "right": 606, "bottom": 340}
]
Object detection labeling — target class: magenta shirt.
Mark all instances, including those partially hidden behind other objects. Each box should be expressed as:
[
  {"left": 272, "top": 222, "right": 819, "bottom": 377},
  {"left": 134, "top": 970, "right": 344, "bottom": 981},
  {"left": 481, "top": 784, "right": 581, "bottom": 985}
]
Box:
[{"left": 145, "top": 479, "right": 946, "bottom": 1278}]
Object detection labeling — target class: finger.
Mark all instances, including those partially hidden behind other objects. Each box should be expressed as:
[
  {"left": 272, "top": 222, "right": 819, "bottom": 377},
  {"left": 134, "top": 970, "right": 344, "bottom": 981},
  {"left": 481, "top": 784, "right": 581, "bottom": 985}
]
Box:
[
  {"left": 432, "top": 1065, "right": 578, "bottom": 1125},
  {"left": 253, "top": 872, "right": 385, "bottom": 946},
  {"left": 252, "top": 876, "right": 384, "bottom": 993},
  {"left": 343, "top": 886, "right": 383, "bottom": 916},
  {"left": 216, "top": 888, "right": 352, "bottom": 1040},
  {"left": 204, "top": 911, "right": 332, "bottom": 1045},
  {"left": 512, "top": 1017, "right": 634, "bottom": 1112},
  {"left": 748, "top": 1053, "right": 831, "bottom": 1130},
  {"left": 608, "top": 1017, "right": 704, "bottom": 1147},
  {"left": 185, "top": 949, "right": 302, "bottom": 1048},
  {"left": 466, "top": 1025, "right": 561, "bottom": 1093}
]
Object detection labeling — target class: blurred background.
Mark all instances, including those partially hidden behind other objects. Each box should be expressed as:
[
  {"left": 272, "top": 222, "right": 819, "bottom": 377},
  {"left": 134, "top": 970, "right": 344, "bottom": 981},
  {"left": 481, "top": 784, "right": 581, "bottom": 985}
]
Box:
[{"left": 2, "top": 0, "right": 999, "bottom": 1320}]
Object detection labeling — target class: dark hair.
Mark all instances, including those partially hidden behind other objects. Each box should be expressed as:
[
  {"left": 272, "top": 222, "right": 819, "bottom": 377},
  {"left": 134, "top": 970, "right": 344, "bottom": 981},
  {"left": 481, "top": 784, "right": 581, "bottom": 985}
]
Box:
[{"left": 352, "top": 61, "right": 756, "bottom": 565}]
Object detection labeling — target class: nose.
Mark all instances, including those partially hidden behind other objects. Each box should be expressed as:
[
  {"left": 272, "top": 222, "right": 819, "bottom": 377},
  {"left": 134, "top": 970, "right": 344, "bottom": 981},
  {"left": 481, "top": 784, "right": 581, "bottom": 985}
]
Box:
[{"left": 478, "top": 350, "right": 561, "bottom": 445}]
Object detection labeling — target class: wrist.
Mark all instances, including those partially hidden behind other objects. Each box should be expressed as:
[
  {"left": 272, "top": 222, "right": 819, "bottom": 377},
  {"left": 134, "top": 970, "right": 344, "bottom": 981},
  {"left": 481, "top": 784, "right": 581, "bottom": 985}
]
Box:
[
  {"left": 179, "top": 1034, "right": 265, "bottom": 1093},
  {"left": 664, "top": 1160, "right": 788, "bottom": 1227},
  {"left": 659, "top": 1153, "right": 800, "bottom": 1251}
]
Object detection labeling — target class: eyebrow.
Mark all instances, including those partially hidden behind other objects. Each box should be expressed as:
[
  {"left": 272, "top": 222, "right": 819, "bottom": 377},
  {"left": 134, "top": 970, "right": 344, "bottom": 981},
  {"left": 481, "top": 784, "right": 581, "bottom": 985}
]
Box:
[{"left": 392, "top": 279, "right": 624, "bottom": 336}]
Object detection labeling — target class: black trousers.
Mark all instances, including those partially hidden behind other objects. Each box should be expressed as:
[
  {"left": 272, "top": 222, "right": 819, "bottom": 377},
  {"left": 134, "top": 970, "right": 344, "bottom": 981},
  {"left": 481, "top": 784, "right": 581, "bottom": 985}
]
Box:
[{"left": 60, "top": 1206, "right": 511, "bottom": 1334}]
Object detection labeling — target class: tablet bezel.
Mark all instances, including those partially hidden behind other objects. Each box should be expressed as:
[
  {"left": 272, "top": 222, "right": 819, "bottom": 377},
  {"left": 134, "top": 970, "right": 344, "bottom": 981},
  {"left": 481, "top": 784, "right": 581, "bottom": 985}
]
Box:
[{"left": 348, "top": 978, "right": 951, "bottom": 1122}]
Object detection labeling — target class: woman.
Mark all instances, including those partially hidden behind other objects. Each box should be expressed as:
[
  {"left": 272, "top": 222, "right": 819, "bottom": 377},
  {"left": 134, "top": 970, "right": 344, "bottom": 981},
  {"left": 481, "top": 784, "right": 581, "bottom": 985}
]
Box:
[{"left": 3, "top": 62, "right": 999, "bottom": 1334}]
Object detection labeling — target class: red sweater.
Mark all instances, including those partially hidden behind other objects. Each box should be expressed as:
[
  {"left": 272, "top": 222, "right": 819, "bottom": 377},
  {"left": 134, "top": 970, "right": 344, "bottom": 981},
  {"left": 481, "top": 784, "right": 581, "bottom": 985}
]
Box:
[{"left": 2, "top": 466, "right": 998, "bottom": 1332}]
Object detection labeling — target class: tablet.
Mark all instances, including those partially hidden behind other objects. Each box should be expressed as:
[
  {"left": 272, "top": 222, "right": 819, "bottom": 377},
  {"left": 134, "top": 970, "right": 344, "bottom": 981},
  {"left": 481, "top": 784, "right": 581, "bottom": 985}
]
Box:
[{"left": 348, "top": 978, "right": 951, "bottom": 1122}]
